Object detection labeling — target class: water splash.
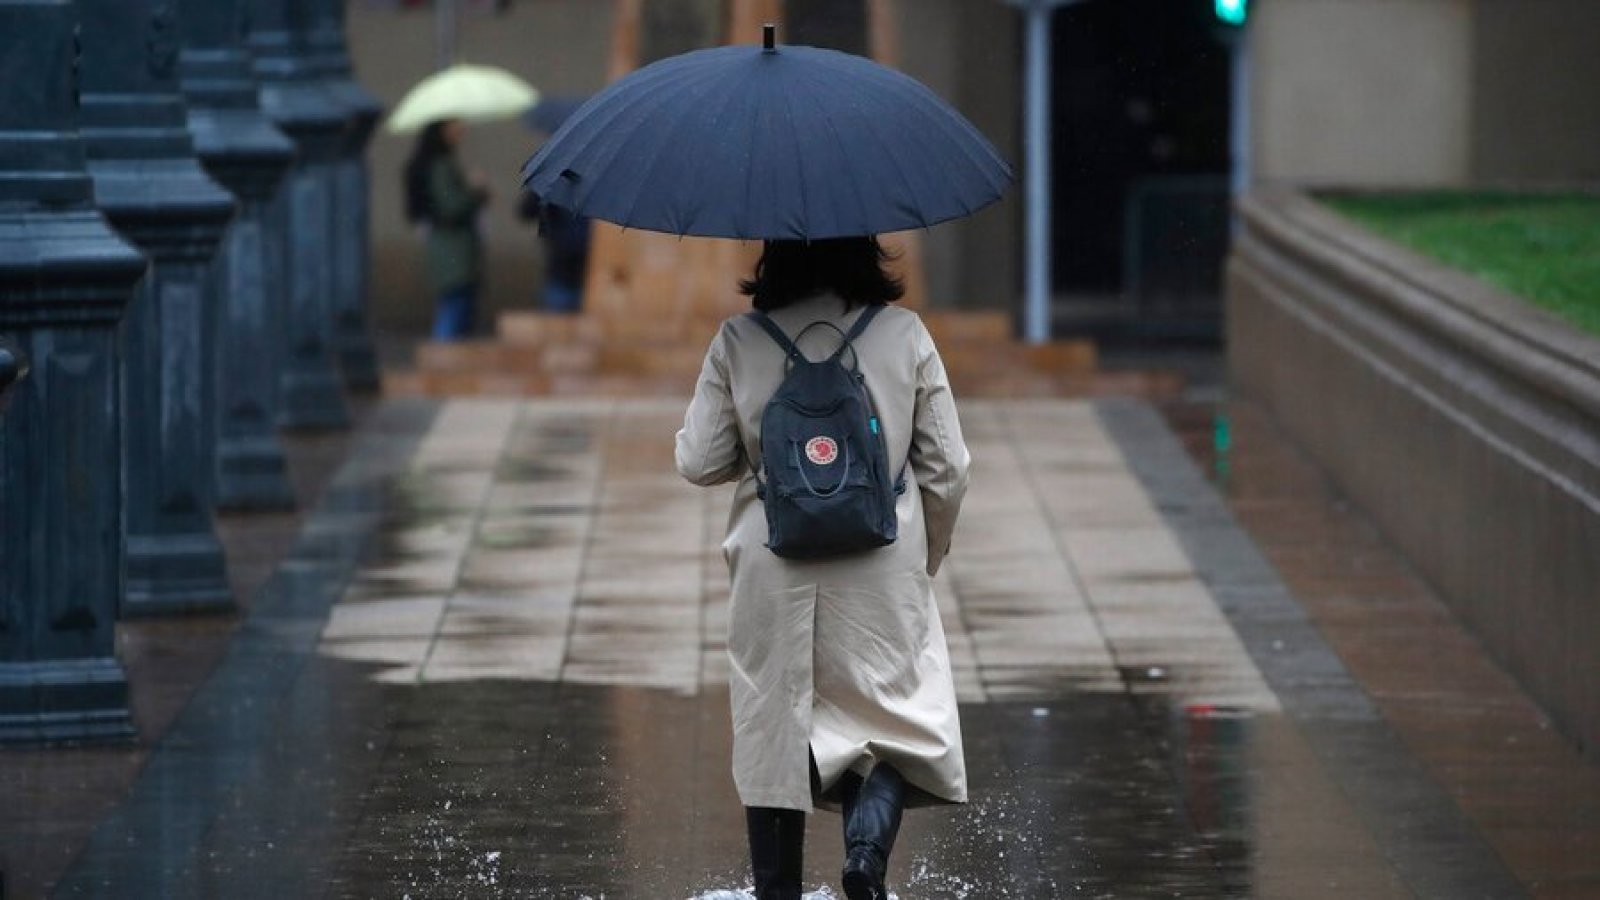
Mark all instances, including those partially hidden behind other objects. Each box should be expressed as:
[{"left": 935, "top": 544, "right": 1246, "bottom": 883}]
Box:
[{"left": 689, "top": 888, "right": 900, "bottom": 900}]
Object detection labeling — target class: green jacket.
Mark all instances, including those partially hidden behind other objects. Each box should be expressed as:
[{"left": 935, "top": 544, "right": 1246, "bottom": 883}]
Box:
[{"left": 424, "top": 156, "right": 487, "bottom": 295}]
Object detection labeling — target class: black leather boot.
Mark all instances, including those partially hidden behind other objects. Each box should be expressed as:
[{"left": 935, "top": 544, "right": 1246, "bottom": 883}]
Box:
[
  {"left": 840, "top": 764, "right": 905, "bottom": 900},
  {"left": 746, "top": 806, "right": 806, "bottom": 900}
]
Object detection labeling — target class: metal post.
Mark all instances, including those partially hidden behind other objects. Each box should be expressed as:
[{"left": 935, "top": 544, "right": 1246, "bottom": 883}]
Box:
[
  {"left": 79, "top": 0, "right": 240, "bottom": 617},
  {"left": 250, "top": 0, "right": 353, "bottom": 430},
  {"left": 308, "top": 0, "right": 385, "bottom": 393},
  {"left": 179, "top": 0, "right": 300, "bottom": 511},
  {"left": 0, "top": 0, "right": 148, "bottom": 741},
  {"left": 1009, "top": 0, "right": 1075, "bottom": 345},
  {"left": 1228, "top": 23, "right": 1251, "bottom": 232},
  {"left": 435, "top": 0, "right": 458, "bottom": 71}
]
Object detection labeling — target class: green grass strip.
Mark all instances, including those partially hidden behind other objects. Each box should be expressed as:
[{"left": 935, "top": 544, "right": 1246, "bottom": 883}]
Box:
[{"left": 1321, "top": 191, "right": 1600, "bottom": 338}]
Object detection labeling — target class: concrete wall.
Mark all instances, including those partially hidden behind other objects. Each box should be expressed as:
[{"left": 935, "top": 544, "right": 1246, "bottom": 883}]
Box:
[
  {"left": 348, "top": 0, "right": 1022, "bottom": 333},
  {"left": 1251, "top": 0, "right": 1474, "bottom": 187},
  {"left": 1228, "top": 190, "right": 1600, "bottom": 759},
  {"left": 1250, "top": 0, "right": 1600, "bottom": 188},
  {"left": 350, "top": 1, "right": 616, "bottom": 333},
  {"left": 1470, "top": 0, "right": 1600, "bottom": 182}
]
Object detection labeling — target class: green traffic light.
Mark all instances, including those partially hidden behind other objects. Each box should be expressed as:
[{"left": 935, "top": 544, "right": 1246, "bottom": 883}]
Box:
[{"left": 1215, "top": 0, "right": 1248, "bottom": 26}]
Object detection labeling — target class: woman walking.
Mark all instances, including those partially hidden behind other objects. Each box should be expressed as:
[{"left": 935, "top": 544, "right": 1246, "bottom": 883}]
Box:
[
  {"left": 675, "top": 237, "right": 971, "bottom": 900},
  {"left": 403, "top": 119, "right": 489, "bottom": 340}
]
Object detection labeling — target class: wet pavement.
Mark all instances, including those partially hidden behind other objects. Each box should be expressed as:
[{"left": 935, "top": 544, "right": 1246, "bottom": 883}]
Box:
[{"left": 5, "top": 395, "right": 1598, "bottom": 898}]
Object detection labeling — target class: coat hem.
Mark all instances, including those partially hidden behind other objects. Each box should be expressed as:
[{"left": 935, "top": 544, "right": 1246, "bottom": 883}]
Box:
[{"left": 736, "top": 788, "right": 815, "bottom": 814}]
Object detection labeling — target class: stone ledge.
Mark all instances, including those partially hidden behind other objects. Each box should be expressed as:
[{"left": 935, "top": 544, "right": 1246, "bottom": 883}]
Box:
[{"left": 1228, "top": 187, "right": 1600, "bottom": 759}]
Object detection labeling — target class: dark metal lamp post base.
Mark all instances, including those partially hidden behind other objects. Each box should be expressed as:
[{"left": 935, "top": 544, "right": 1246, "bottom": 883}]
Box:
[
  {"left": 216, "top": 435, "right": 297, "bottom": 510},
  {"left": 337, "top": 330, "right": 383, "bottom": 394},
  {"left": 124, "top": 535, "right": 234, "bottom": 617},
  {"left": 0, "top": 659, "right": 136, "bottom": 744},
  {"left": 279, "top": 363, "right": 353, "bottom": 431}
]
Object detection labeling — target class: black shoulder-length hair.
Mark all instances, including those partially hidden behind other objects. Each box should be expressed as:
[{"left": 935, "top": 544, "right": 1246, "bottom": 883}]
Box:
[
  {"left": 403, "top": 121, "right": 454, "bottom": 224},
  {"left": 739, "top": 237, "right": 904, "bottom": 312}
]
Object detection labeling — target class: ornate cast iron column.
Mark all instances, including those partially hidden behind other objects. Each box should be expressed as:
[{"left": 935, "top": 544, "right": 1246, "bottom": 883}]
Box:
[
  {"left": 79, "top": 0, "right": 240, "bottom": 616},
  {"left": 179, "top": 0, "right": 299, "bottom": 511},
  {"left": 0, "top": 0, "right": 148, "bottom": 741},
  {"left": 250, "top": 0, "right": 352, "bottom": 430},
  {"left": 308, "top": 0, "right": 384, "bottom": 392}
]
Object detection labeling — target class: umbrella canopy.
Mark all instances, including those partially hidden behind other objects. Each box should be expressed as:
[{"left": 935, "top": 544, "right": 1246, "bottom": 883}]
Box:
[
  {"left": 386, "top": 64, "right": 540, "bottom": 134},
  {"left": 521, "top": 38, "right": 1012, "bottom": 240},
  {"left": 522, "top": 95, "right": 589, "bottom": 135}
]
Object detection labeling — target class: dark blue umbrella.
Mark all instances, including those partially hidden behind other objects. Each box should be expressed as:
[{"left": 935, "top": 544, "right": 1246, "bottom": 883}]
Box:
[
  {"left": 521, "top": 28, "right": 1012, "bottom": 240},
  {"left": 522, "top": 95, "right": 588, "bottom": 135}
]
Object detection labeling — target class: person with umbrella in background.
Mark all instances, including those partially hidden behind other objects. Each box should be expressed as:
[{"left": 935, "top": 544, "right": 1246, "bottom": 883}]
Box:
[
  {"left": 390, "top": 64, "right": 540, "bottom": 338},
  {"left": 404, "top": 119, "right": 489, "bottom": 339},
  {"left": 524, "top": 27, "right": 1011, "bottom": 900},
  {"left": 519, "top": 97, "right": 591, "bottom": 314}
]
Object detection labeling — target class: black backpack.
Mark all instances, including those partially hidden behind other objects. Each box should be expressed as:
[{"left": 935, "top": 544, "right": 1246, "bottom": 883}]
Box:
[{"left": 747, "top": 305, "right": 905, "bottom": 560}]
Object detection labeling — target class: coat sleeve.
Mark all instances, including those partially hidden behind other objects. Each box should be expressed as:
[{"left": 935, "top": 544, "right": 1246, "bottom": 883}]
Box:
[
  {"left": 428, "top": 159, "right": 486, "bottom": 228},
  {"left": 909, "top": 318, "right": 971, "bottom": 576},
  {"left": 675, "top": 325, "right": 746, "bottom": 486}
]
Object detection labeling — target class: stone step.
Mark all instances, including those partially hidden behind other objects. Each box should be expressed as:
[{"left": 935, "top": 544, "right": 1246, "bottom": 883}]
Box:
[
  {"left": 921, "top": 310, "right": 1014, "bottom": 345},
  {"left": 386, "top": 365, "right": 1161, "bottom": 401},
  {"left": 500, "top": 309, "right": 1024, "bottom": 349},
  {"left": 419, "top": 337, "right": 1093, "bottom": 382},
  {"left": 498, "top": 311, "right": 728, "bottom": 347},
  {"left": 385, "top": 370, "right": 700, "bottom": 398},
  {"left": 414, "top": 308, "right": 1097, "bottom": 399},
  {"left": 417, "top": 339, "right": 710, "bottom": 378}
]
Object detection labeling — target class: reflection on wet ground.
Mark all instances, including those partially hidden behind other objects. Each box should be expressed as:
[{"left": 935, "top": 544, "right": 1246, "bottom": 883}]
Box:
[
  {"left": 315, "top": 399, "right": 1282, "bottom": 711},
  {"left": 23, "top": 397, "right": 1593, "bottom": 897},
  {"left": 322, "top": 684, "right": 1270, "bottom": 898}
]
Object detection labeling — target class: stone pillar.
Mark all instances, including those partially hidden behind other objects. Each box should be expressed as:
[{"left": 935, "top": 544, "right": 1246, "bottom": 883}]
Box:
[
  {"left": 78, "top": 0, "right": 240, "bottom": 617},
  {"left": 180, "top": 0, "right": 300, "bottom": 511},
  {"left": 0, "top": 0, "right": 148, "bottom": 741},
  {"left": 250, "top": 0, "right": 351, "bottom": 430},
  {"left": 307, "top": 0, "right": 384, "bottom": 393},
  {"left": 0, "top": 340, "right": 24, "bottom": 409}
]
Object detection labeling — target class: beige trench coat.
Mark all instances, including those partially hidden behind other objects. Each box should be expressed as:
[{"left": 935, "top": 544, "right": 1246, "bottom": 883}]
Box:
[{"left": 675, "top": 294, "right": 971, "bottom": 813}]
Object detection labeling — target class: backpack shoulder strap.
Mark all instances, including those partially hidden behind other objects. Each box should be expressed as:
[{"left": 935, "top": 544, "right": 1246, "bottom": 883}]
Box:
[
  {"left": 829, "top": 304, "right": 885, "bottom": 363},
  {"left": 745, "top": 311, "right": 802, "bottom": 361},
  {"left": 838, "top": 305, "right": 889, "bottom": 352}
]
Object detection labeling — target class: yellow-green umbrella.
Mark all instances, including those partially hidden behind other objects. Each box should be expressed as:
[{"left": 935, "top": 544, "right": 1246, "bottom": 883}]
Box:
[{"left": 385, "top": 64, "right": 540, "bottom": 133}]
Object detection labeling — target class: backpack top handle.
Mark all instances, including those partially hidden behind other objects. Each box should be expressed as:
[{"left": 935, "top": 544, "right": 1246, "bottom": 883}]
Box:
[{"left": 746, "top": 304, "right": 885, "bottom": 372}]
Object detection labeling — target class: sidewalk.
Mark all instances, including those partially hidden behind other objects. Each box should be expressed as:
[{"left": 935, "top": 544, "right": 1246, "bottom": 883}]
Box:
[{"left": 8, "top": 395, "right": 1597, "bottom": 898}]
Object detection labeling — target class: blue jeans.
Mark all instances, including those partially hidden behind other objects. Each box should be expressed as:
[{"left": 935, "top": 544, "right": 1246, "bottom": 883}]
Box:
[
  {"left": 433, "top": 284, "right": 477, "bottom": 340},
  {"left": 541, "top": 279, "right": 582, "bottom": 314}
]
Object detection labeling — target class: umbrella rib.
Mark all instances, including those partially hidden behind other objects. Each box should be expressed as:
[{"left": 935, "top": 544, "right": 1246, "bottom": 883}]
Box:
[
  {"left": 850, "top": 59, "right": 1012, "bottom": 194},
  {"left": 523, "top": 56, "right": 713, "bottom": 184},
  {"left": 675, "top": 60, "right": 756, "bottom": 236},
  {"left": 794, "top": 67, "right": 932, "bottom": 230},
  {"left": 524, "top": 63, "right": 700, "bottom": 182},
  {"left": 599, "top": 62, "right": 743, "bottom": 232},
  {"left": 775, "top": 70, "right": 811, "bottom": 239},
  {"left": 788, "top": 68, "right": 874, "bottom": 238},
  {"left": 524, "top": 59, "right": 724, "bottom": 207},
  {"left": 894, "top": 77, "right": 1013, "bottom": 195}
]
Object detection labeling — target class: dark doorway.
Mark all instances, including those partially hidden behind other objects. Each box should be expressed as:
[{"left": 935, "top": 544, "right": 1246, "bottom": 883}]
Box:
[{"left": 1050, "top": 0, "right": 1233, "bottom": 341}]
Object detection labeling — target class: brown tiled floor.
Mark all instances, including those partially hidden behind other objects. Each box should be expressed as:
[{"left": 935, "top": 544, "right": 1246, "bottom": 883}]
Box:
[{"left": 1165, "top": 397, "right": 1600, "bottom": 898}]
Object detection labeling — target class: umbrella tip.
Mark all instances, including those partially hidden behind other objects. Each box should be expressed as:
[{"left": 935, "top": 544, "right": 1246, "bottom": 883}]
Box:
[{"left": 763, "top": 23, "right": 776, "bottom": 51}]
